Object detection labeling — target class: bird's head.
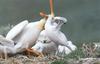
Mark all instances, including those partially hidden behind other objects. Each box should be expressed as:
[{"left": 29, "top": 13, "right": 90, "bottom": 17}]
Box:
[{"left": 54, "top": 16, "right": 67, "bottom": 24}]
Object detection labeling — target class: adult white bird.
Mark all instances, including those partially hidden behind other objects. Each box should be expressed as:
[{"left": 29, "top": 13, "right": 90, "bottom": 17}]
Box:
[
  {"left": 13, "top": 18, "right": 46, "bottom": 53},
  {"left": 45, "top": 15, "right": 73, "bottom": 51},
  {"left": 0, "top": 18, "right": 47, "bottom": 54}
]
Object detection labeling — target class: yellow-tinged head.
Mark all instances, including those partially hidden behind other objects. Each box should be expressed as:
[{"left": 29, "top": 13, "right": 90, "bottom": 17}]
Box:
[{"left": 36, "top": 18, "right": 46, "bottom": 30}]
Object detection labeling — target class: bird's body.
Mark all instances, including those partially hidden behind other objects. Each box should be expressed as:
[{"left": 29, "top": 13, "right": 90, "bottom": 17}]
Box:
[
  {"left": 45, "top": 15, "right": 72, "bottom": 50},
  {"left": 0, "top": 18, "right": 46, "bottom": 54},
  {"left": 13, "top": 18, "right": 46, "bottom": 53},
  {"left": 45, "top": 29, "right": 68, "bottom": 46},
  {"left": 32, "top": 30, "right": 77, "bottom": 56},
  {"left": 13, "top": 22, "right": 42, "bottom": 47},
  {"left": 32, "top": 40, "right": 57, "bottom": 55},
  {"left": 32, "top": 30, "right": 57, "bottom": 55}
]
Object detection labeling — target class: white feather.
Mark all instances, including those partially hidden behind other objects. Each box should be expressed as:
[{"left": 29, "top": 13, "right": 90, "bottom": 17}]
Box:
[{"left": 6, "top": 20, "right": 28, "bottom": 40}]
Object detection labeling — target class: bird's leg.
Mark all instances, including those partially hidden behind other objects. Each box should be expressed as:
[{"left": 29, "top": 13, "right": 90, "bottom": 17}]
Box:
[
  {"left": 0, "top": 52, "right": 8, "bottom": 59},
  {"left": 0, "top": 53, "right": 3, "bottom": 59},
  {"left": 3, "top": 46, "right": 8, "bottom": 60},
  {"left": 26, "top": 48, "right": 44, "bottom": 58},
  {"left": 37, "top": 52, "right": 44, "bottom": 58},
  {"left": 55, "top": 45, "right": 59, "bottom": 56},
  {"left": 26, "top": 48, "right": 38, "bottom": 57},
  {"left": 61, "top": 47, "right": 66, "bottom": 57},
  {"left": 55, "top": 48, "right": 58, "bottom": 56},
  {"left": 25, "top": 48, "right": 31, "bottom": 58}
]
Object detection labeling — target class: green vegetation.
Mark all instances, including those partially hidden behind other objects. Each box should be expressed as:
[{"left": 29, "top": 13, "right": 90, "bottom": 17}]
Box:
[
  {"left": 51, "top": 41, "right": 100, "bottom": 64},
  {"left": 51, "top": 59, "right": 68, "bottom": 64}
]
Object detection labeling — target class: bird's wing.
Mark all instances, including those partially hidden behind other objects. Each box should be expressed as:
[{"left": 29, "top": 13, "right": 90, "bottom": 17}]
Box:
[
  {"left": 6, "top": 20, "right": 28, "bottom": 40},
  {"left": 0, "top": 36, "right": 14, "bottom": 47},
  {"left": 57, "top": 31, "right": 68, "bottom": 43}
]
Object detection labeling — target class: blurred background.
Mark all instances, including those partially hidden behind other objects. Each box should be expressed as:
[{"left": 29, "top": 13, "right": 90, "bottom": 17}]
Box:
[{"left": 0, "top": 0, "right": 100, "bottom": 43}]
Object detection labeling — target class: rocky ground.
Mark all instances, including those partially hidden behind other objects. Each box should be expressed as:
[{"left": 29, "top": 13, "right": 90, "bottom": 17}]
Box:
[
  {"left": 0, "top": 54, "right": 62, "bottom": 64},
  {"left": 67, "top": 58, "right": 100, "bottom": 64},
  {"left": 0, "top": 54, "right": 100, "bottom": 64},
  {"left": 0, "top": 42, "right": 100, "bottom": 64}
]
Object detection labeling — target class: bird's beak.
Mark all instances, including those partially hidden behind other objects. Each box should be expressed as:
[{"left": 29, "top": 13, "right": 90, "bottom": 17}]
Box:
[
  {"left": 64, "top": 21, "right": 67, "bottom": 24},
  {"left": 64, "top": 23, "right": 66, "bottom": 24}
]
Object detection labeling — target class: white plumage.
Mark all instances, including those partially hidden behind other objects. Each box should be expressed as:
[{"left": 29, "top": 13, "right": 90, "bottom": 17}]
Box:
[
  {"left": 0, "top": 35, "right": 14, "bottom": 47},
  {"left": 58, "top": 41, "right": 77, "bottom": 55},
  {"left": 32, "top": 30, "right": 57, "bottom": 55},
  {"left": 0, "top": 18, "right": 47, "bottom": 54},
  {"left": 6, "top": 20, "right": 28, "bottom": 40},
  {"left": 32, "top": 29, "right": 77, "bottom": 56},
  {"left": 0, "top": 15, "right": 77, "bottom": 57},
  {"left": 45, "top": 15, "right": 72, "bottom": 51},
  {"left": 32, "top": 17, "right": 77, "bottom": 54}
]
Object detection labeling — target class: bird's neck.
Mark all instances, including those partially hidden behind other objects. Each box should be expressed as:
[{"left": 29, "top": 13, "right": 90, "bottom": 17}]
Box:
[
  {"left": 36, "top": 18, "right": 46, "bottom": 30},
  {"left": 45, "top": 18, "right": 53, "bottom": 29}
]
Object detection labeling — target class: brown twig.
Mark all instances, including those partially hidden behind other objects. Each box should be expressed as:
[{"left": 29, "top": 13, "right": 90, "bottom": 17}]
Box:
[
  {"left": 40, "top": 0, "right": 55, "bottom": 18},
  {"left": 50, "top": 0, "right": 54, "bottom": 16}
]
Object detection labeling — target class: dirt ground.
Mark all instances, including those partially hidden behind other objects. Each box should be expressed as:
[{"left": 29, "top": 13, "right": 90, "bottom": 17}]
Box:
[
  {"left": 0, "top": 54, "right": 100, "bottom": 64},
  {"left": 0, "top": 54, "right": 62, "bottom": 64}
]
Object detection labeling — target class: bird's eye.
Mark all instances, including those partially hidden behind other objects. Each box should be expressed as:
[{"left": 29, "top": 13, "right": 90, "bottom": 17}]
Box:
[
  {"left": 43, "top": 40, "right": 47, "bottom": 43},
  {"left": 55, "top": 19, "right": 59, "bottom": 23}
]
